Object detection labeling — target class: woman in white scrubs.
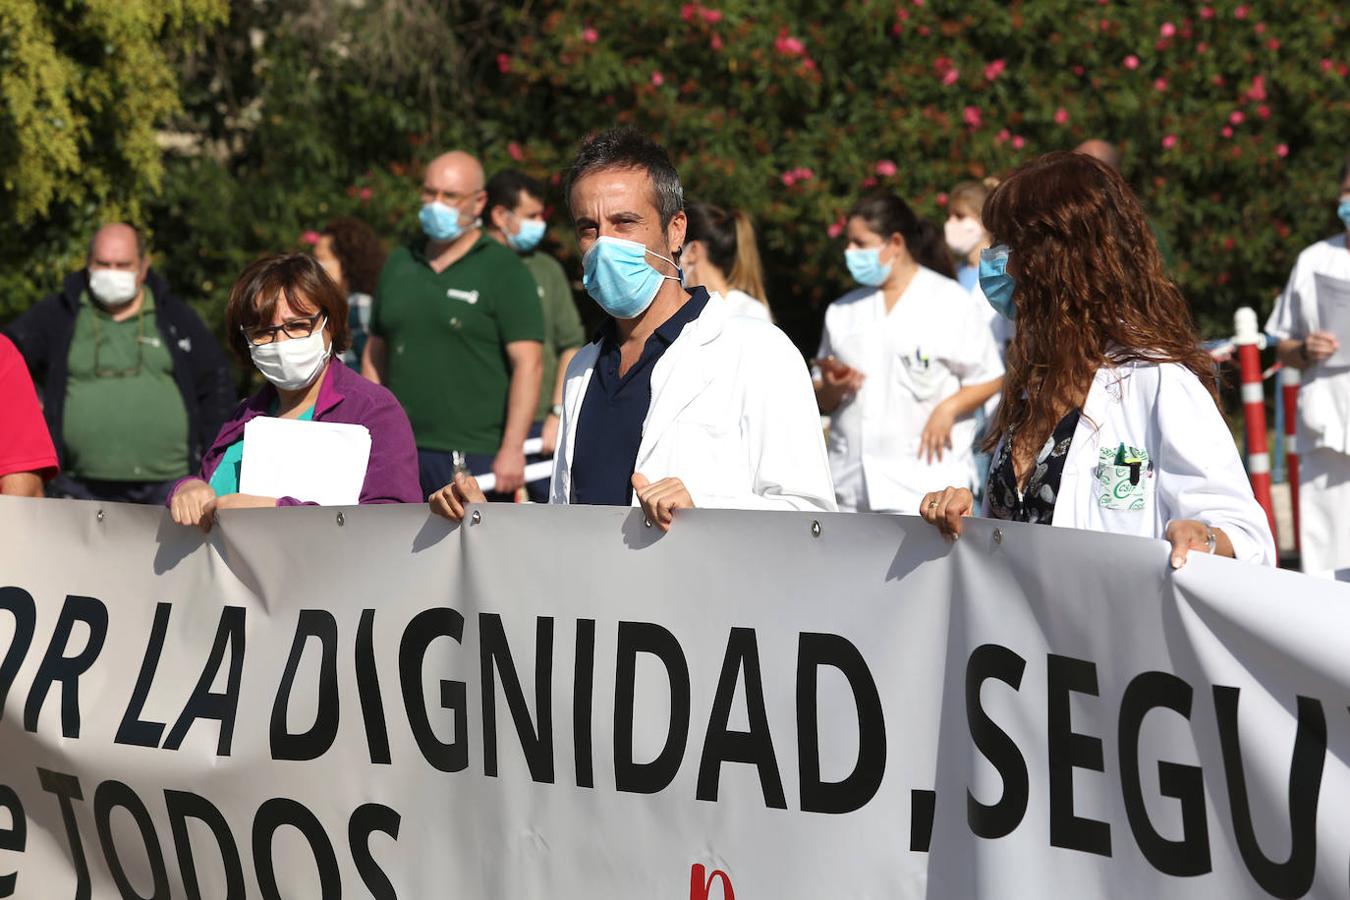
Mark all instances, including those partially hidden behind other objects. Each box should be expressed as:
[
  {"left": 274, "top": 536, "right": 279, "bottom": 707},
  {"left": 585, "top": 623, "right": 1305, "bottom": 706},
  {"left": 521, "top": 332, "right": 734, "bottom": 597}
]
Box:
[
  {"left": 919, "top": 152, "right": 1274, "bottom": 569},
  {"left": 815, "top": 192, "right": 1004, "bottom": 513},
  {"left": 683, "top": 202, "right": 773, "bottom": 322},
  {"left": 1266, "top": 156, "right": 1350, "bottom": 580}
]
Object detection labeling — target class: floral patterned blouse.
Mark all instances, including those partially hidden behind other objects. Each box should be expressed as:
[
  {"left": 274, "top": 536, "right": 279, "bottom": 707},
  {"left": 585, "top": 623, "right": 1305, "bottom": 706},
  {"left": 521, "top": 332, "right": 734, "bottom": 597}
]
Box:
[{"left": 987, "top": 409, "right": 1082, "bottom": 524}]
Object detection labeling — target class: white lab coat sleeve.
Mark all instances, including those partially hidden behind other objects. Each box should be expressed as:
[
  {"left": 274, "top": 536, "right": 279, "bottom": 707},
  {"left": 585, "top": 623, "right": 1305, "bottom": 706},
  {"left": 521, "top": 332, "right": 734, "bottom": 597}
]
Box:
[
  {"left": 1153, "top": 364, "right": 1276, "bottom": 565},
  {"left": 1264, "top": 256, "right": 1303, "bottom": 340},
  {"left": 700, "top": 331, "right": 837, "bottom": 512},
  {"left": 951, "top": 297, "right": 1005, "bottom": 384}
]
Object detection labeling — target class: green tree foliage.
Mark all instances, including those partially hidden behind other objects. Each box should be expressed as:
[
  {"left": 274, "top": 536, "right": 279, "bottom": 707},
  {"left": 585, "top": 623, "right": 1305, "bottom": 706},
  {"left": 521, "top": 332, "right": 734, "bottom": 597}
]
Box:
[
  {"left": 4, "top": 0, "right": 1349, "bottom": 354},
  {"left": 0, "top": 0, "right": 226, "bottom": 317}
]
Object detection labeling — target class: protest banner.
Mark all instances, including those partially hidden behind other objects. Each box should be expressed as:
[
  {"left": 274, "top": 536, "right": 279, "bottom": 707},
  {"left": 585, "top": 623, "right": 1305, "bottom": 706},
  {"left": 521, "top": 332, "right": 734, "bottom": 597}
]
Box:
[{"left": 0, "top": 496, "right": 1348, "bottom": 899}]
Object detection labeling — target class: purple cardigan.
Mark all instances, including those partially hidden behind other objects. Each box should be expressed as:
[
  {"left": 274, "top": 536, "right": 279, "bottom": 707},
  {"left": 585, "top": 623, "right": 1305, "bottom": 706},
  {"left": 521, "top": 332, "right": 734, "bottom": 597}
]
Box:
[{"left": 169, "top": 360, "right": 422, "bottom": 506}]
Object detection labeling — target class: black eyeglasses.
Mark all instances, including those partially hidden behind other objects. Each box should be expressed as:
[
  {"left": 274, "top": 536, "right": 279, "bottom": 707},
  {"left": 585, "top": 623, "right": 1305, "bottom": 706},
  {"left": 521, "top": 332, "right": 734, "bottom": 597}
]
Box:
[{"left": 242, "top": 313, "right": 326, "bottom": 346}]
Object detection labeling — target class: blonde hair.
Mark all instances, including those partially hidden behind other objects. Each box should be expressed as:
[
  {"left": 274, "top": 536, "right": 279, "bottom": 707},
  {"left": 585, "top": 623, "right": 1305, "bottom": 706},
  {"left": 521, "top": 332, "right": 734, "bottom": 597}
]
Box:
[
  {"left": 685, "top": 202, "right": 769, "bottom": 309},
  {"left": 949, "top": 176, "right": 1002, "bottom": 220}
]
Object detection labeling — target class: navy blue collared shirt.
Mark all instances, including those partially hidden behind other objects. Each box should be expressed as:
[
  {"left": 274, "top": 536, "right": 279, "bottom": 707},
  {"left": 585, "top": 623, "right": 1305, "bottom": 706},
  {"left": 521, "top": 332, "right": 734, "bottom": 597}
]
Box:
[{"left": 570, "top": 287, "right": 711, "bottom": 505}]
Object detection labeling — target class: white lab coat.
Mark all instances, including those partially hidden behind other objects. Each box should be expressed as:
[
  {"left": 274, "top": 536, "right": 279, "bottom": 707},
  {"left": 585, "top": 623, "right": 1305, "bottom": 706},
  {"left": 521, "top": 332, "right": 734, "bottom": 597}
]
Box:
[
  {"left": 550, "top": 293, "right": 836, "bottom": 512},
  {"left": 996, "top": 361, "right": 1275, "bottom": 566},
  {"left": 1264, "top": 232, "right": 1350, "bottom": 578},
  {"left": 818, "top": 267, "right": 1004, "bottom": 513},
  {"left": 721, "top": 288, "right": 772, "bottom": 323}
]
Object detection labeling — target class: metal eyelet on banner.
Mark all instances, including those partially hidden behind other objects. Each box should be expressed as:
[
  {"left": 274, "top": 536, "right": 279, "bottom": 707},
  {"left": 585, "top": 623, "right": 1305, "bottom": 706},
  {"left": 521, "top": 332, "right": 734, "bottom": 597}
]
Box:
[
  {"left": 336, "top": 512, "right": 345, "bottom": 527},
  {"left": 811, "top": 520, "right": 822, "bottom": 537},
  {"left": 993, "top": 528, "right": 1003, "bottom": 545},
  {"left": 471, "top": 510, "right": 482, "bottom": 526},
  {"left": 96, "top": 509, "right": 104, "bottom": 523}
]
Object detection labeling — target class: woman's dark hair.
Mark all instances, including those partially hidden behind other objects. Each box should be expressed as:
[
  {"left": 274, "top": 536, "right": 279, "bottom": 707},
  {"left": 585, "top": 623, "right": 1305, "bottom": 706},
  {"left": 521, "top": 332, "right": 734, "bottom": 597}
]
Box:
[
  {"left": 980, "top": 150, "right": 1216, "bottom": 456},
  {"left": 847, "top": 193, "right": 955, "bottom": 278},
  {"left": 226, "top": 253, "right": 351, "bottom": 365},
  {"left": 321, "top": 217, "right": 385, "bottom": 296},
  {"left": 684, "top": 202, "right": 769, "bottom": 306}
]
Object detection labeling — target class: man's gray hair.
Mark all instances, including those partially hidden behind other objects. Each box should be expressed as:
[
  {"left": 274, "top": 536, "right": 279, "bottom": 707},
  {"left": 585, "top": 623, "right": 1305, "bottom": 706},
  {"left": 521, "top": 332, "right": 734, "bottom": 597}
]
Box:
[{"left": 565, "top": 127, "right": 684, "bottom": 228}]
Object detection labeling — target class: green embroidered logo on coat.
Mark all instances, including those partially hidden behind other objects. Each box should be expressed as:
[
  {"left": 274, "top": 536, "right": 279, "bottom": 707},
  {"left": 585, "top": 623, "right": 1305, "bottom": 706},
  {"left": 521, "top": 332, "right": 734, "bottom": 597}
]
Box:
[{"left": 1096, "top": 443, "right": 1151, "bottom": 511}]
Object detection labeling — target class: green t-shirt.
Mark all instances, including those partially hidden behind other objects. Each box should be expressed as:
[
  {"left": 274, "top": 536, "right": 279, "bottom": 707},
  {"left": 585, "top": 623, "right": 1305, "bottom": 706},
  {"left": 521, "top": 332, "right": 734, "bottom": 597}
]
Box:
[
  {"left": 520, "top": 251, "right": 586, "bottom": 423},
  {"left": 371, "top": 235, "right": 544, "bottom": 453},
  {"left": 209, "top": 404, "right": 314, "bottom": 496},
  {"left": 63, "top": 286, "right": 190, "bottom": 481}
]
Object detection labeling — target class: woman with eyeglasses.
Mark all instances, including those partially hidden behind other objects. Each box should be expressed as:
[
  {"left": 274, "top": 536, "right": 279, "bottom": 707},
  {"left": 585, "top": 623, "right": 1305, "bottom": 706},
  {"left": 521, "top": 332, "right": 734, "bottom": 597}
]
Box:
[
  {"left": 168, "top": 254, "right": 419, "bottom": 529},
  {"left": 918, "top": 152, "right": 1275, "bottom": 568}
]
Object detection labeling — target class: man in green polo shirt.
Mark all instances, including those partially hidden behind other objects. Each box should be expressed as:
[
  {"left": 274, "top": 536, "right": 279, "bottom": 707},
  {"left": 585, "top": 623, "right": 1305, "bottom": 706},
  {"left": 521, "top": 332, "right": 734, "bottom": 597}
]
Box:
[
  {"left": 484, "top": 168, "right": 587, "bottom": 502},
  {"left": 362, "top": 150, "right": 544, "bottom": 499},
  {"left": 5, "top": 223, "right": 235, "bottom": 505}
]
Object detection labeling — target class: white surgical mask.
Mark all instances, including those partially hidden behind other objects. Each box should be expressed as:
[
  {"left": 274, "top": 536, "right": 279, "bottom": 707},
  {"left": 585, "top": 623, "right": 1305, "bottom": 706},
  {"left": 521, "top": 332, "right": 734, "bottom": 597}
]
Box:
[
  {"left": 944, "top": 216, "right": 986, "bottom": 257},
  {"left": 88, "top": 268, "right": 139, "bottom": 307},
  {"left": 248, "top": 320, "right": 331, "bottom": 391}
]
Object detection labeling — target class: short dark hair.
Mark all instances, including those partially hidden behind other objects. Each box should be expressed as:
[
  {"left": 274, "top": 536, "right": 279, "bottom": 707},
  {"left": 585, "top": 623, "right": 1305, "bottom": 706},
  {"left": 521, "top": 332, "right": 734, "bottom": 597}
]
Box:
[
  {"left": 486, "top": 169, "right": 546, "bottom": 219},
  {"left": 321, "top": 217, "right": 385, "bottom": 296},
  {"left": 565, "top": 127, "right": 684, "bottom": 228},
  {"left": 225, "top": 253, "right": 351, "bottom": 364}
]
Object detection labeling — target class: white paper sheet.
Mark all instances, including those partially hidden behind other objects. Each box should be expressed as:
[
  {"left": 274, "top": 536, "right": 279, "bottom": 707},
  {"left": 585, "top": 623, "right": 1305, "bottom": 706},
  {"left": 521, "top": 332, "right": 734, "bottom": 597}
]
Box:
[
  {"left": 239, "top": 417, "right": 371, "bottom": 505},
  {"left": 1314, "top": 272, "right": 1350, "bottom": 367}
]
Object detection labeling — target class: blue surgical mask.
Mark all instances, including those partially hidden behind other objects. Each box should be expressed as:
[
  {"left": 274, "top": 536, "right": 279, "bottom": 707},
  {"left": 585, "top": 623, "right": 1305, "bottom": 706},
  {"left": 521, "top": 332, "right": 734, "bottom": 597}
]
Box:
[
  {"left": 420, "top": 202, "right": 465, "bottom": 242},
  {"left": 508, "top": 217, "right": 547, "bottom": 252},
  {"left": 978, "top": 245, "right": 1016, "bottom": 321},
  {"left": 845, "top": 247, "right": 892, "bottom": 287},
  {"left": 1338, "top": 197, "right": 1350, "bottom": 230},
  {"left": 582, "top": 236, "right": 680, "bottom": 320}
]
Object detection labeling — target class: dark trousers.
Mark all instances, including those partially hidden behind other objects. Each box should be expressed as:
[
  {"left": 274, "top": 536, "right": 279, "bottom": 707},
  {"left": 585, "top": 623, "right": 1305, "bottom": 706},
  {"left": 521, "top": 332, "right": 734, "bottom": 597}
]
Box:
[
  {"left": 48, "top": 473, "right": 177, "bottom": 506},
  {"left": 525, "top": 420, "right": 551, "bottom": 504},
  {"left": 417, "top": 449, "right": 513, "bottom": 503}
]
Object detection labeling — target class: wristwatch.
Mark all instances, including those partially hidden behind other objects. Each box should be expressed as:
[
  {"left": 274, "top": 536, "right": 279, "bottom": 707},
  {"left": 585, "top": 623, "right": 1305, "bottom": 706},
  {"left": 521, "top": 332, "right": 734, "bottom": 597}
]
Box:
[{"left": 549, "top": 404, "right": 564, "bottom": 417}]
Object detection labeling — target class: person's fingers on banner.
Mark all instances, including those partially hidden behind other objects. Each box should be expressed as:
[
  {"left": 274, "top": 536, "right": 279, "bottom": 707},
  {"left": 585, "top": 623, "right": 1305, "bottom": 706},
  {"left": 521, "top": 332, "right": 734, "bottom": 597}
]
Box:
[
  {"left": 171, "top": 480, "right": 216, "bottom": 529},
  {"left": 198, "top": 494, "right": 219, "bottom": 533},
  {"left": 920, "top": 486, "right": 973, "bottom": 540},
  {"left": 1165, "top": 519, "right": 1231, "bottom": 569},
  {"left": 429, "top": 472, "right": 487, "bottom": 522},
  {"left": 632, "top": 473, "right": 694, "bottom": 532}
]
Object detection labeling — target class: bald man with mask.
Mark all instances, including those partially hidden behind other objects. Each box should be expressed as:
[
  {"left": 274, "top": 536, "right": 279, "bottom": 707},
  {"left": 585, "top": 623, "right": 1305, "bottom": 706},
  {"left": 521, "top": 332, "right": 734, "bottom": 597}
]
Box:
[
  {"left": 5, "top": 223, "right": 234, "bottom": 504},
  {"left": 363, "top": 151, "right": 544, "bottom": 499}
]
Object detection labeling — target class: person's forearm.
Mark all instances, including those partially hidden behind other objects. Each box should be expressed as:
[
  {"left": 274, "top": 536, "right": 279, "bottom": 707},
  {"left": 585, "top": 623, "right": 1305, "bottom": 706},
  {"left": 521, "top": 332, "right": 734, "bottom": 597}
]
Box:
[
  {"left": 362, "top": 336, "right": 387, "bottom": 384},
  {"left": 0, "top": 472, "right": 44, "bottom": 497},
  {"left": 553, "top": 349, "right": 577, "bottom": 406},
  {"left": 502, "top": 356, "right": 543, "bottom": 449},
  {"left": 945, "top": 377, "right": 1003, "bottom": 416},
  {"left": 1276, "top": 338, "right": 1306, "bottom": 369}
]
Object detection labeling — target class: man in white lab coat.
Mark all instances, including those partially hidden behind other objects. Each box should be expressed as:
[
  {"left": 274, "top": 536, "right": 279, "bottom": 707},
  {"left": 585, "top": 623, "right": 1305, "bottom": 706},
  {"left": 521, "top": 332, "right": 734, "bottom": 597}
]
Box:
[{"left": 431, "top": 127, "right": 835, "bottom": 527}]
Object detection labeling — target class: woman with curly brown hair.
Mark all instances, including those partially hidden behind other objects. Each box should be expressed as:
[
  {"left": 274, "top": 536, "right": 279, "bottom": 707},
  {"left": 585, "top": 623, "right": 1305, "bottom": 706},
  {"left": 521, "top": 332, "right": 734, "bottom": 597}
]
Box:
[
  {"left": 919, "top": 152, "right": 1275, "bottom": 568},
  {"left": 313, "top": 217, "right": 386, "bottom": 371}
]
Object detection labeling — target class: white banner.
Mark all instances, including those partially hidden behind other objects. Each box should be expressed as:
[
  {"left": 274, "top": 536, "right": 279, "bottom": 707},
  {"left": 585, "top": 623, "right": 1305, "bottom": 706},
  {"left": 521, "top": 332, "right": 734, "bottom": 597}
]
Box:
[{"left": 1, "top": 496, "right": 1349, "bottom": 899}]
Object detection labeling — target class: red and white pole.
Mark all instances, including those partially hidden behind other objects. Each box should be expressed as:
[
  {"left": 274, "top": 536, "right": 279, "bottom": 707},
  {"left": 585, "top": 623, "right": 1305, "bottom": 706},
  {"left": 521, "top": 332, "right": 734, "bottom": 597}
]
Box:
[
  {"left": 1234, "top": 308, "right": 1275, "bottom": 536},
  {"left": 1280, "top": 364, "right": 1301, "bottom": 553}
]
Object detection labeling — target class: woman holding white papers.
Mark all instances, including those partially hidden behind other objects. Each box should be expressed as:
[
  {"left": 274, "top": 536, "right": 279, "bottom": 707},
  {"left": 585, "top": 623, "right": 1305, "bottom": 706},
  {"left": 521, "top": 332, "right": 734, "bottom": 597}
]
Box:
[
  {"left": 918, "top": 152, "right": 1274, "bottom": 569},
  {"left": 1265, "top": 156, "right": 1350, "bottom": 579},
  {"left": 168, "top": 254, "right": 419, "bottom": 530}
]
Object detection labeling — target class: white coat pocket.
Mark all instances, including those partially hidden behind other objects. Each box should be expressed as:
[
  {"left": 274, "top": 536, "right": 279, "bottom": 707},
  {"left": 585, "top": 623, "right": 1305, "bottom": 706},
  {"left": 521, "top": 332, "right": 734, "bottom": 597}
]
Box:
[{"left": 1094, "top": 445, "right": 1152, "bottom": 511}]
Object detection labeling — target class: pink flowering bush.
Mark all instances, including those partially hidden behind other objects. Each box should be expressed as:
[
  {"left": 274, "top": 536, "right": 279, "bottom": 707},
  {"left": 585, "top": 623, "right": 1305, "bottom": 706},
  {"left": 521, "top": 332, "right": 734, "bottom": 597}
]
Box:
[
  {"left": 477, "top": 0, "right": 1350, "bottom": 339},
  {"left": 26, "top": 0, "right": 1341, "bottom": 350}
]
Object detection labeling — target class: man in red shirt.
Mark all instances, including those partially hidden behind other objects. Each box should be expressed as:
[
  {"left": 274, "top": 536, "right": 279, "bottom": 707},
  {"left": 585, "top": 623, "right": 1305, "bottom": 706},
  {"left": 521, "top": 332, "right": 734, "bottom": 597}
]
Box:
[{"left": 0, "top": 334, "right": 58, "bottom": 496}]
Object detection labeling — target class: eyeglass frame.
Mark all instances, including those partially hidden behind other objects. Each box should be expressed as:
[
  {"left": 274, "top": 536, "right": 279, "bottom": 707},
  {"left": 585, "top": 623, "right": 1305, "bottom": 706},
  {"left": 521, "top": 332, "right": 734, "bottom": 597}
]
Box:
[{"left": 240, "top": 312, "right": 327, "bottom": 346}]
